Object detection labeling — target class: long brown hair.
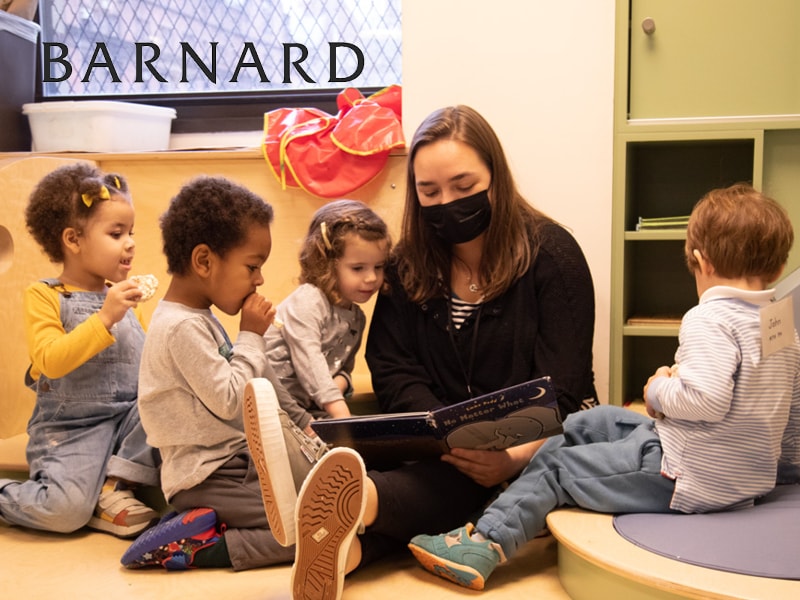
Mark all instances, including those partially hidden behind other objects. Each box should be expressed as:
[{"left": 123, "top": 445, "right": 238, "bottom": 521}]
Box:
[{"left": 396, "top": 105, "right": 553, "bottom": 303}]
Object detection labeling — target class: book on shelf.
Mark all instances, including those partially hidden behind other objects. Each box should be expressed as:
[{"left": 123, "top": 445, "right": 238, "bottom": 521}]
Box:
[
  {"left": 635, "top": 215, "right": 690, "bottom": 231},
  {"left": 310, "top": 376, "right": 562, "bottom": 463},
  {"left": 626, "top": 315, "right": 684, "bottom": 326}
]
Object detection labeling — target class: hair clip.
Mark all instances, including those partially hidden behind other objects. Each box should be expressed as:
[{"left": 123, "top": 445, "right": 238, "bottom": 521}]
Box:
[
  {"left": 81, "top": 185, "right": 111, "bottom": 208},
  {"left": 113, "top": 176, "right": 121, "bottom": 189},
  {"left": 320, "top": 221, "right": 333, "bottom": 251}
]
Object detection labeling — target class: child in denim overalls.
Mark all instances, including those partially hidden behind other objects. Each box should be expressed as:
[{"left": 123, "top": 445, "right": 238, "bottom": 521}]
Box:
[{"left": 0, "top": 163, "right": 160, "bottom": 538}]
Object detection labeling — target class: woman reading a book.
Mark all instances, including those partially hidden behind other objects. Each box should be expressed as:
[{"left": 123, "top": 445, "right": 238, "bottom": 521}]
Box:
[{"left": 285, "top": 105, "right": 598, "bottom": 599}]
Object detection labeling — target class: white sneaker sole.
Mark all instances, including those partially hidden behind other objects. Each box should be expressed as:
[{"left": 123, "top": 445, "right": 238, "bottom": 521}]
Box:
[
  {"left": 291, "top": 447, "right": 367, "bottom": 600},
  {"left": 243, "top": 377, "right": 297, "bottom": 546}
]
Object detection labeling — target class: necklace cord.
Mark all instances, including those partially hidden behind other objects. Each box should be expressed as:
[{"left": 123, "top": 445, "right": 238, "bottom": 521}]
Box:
[{"left": 447, "top": 299, "right": 483, "bottom": 398}]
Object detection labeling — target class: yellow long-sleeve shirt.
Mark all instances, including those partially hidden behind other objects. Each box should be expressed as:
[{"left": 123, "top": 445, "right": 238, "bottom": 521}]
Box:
[{"left": 24, "top": 281, "right": 146, "bottom": 381}]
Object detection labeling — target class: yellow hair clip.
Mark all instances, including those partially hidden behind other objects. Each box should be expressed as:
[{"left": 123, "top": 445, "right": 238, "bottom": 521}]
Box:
[
  {"left": 113, "top": 176, "right": 120, "bottom": 189},
  {"left": 80, "top": 185, "right": 111, "bottom": 208},
  {"left": 320, "top": 221, "right": 333, "bottom": 251}
]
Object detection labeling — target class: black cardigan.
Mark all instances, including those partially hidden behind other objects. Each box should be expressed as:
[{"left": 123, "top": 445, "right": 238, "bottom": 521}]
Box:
[{"left": 365, "top": 222, "right": 596, "bottom": 420}]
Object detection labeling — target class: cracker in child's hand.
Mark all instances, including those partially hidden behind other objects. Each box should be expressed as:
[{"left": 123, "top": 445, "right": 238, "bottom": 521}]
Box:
[{"left": 130, "top": 274, "right": 159, "bottom": 302}]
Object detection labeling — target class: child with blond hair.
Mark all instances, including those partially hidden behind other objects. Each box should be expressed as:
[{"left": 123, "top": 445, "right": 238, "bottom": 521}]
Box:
[{"left": 245, "top": 199, "right": 391, "bottom": 546}]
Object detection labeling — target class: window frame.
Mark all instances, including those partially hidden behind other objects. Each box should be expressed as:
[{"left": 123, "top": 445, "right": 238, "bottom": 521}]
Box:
[{"left": 31, "top": 2, "right": 396, "bottom": 133}]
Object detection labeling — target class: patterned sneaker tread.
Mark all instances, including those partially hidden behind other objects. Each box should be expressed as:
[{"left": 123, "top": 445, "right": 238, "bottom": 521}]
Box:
[
  {"left": 243, "top": 377, "right": 297, "bottom": 546},
  {"left": 292, "top": 448, "right": 366, "bottom": 600},
  {"left": 407, "top": 543, "right": 486, "bottom": 590}
]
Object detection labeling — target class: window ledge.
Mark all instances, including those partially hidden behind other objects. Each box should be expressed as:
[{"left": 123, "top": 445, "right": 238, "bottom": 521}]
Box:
[{"left": 0, "top": 145, "right": 407, "bottom": 163}]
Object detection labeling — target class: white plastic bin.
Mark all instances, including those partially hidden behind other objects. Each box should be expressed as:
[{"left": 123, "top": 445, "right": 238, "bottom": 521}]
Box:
[{"left": 23, "top": 100, "right": 177, "bottom": 152}]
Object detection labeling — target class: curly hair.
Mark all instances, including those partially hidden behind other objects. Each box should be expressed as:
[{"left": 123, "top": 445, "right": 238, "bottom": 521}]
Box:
[
  {"left": 160, "top": 176, "right": 274, "bottom": 275},
  {"left": 300, "top": 199, "right": 391, "bottom": 305},
  {"left": 25, "top": 162, "right": 131, "bottom": 263}
]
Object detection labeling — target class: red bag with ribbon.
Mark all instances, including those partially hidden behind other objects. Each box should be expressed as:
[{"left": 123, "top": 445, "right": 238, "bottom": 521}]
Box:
[{"left": 262, "top": 85, "right": 404, "bottom": 198}]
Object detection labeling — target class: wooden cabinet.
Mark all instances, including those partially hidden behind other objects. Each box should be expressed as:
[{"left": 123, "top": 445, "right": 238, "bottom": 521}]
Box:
[
  {"left": 611, "top": 132, "right": 760, "bottom": 404},
  {"left": 610, "top": 0, "right": 800, "bottom": 405},
  {"left": 628, "top": 0, "right": 800, "bottom": 120}
]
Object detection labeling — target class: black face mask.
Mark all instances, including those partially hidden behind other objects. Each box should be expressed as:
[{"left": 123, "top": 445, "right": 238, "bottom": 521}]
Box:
[{"left": 419, "top": 189, "right": 492, "bottom": 244}]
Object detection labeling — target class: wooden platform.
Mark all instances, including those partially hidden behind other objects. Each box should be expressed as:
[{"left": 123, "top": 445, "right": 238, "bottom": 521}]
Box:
[{"left": 546, "top": 508, "right": 800, "bottom": 600}]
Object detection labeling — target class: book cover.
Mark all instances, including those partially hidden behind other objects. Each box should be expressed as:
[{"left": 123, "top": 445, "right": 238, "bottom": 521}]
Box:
[
  {"left": 636, "top": 215, "right": 690, "bottom": 231},
  {"left": 626, "top": 314, "right": 684, "bottom": 326},
  {"left": 310, "top": 376, "right": 562, "bottom": 462}
]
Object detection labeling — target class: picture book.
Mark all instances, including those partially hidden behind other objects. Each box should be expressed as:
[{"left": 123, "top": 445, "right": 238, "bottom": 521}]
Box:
[
  {"left": 635, "top": 215, "right": 690, "bottom": 231},
  {"left": 310, "top": 376, "right": 562, "bottom": 463}
]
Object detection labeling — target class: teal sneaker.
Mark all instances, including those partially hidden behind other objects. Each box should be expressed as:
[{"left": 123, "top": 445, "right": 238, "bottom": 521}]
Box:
[{"left": 408, "top": 523, "right": 505, "bottom": 590}]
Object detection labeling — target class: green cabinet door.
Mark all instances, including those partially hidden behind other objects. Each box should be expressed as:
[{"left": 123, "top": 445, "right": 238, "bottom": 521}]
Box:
[{"left": 629, "top": 0, "right": 800, "bottom": 119}]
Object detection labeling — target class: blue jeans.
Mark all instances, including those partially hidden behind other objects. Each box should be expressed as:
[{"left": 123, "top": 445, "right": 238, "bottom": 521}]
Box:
[
  {"left": 477, "top": 405, "right": 676, "bottom": 559},
  {"left": 0, "top": 284, "right": 159, "bottom": 533}
]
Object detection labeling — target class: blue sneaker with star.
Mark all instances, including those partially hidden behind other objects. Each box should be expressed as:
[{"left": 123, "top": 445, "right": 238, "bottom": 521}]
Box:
[
  {"left": 408, "top": 523, "right": 505, "bottom": 590},
  {"left": 120, "top": 507, "right": 220, "bottom": 570}
]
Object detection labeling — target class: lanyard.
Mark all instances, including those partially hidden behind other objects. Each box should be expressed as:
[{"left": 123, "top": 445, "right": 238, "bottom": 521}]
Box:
[{"left": 447, "top": 299, "right": 483, "bottom": 398}]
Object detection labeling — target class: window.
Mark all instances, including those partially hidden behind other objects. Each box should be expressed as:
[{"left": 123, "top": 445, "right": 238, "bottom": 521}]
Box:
[{"left": 36, "top": 0, "right": 402, "bottom": 132}]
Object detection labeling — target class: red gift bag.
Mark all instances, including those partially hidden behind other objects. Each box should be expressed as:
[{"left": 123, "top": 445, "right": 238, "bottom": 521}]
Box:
[{"left": 262, "top": 85, "right": 404, "bottom": 199}]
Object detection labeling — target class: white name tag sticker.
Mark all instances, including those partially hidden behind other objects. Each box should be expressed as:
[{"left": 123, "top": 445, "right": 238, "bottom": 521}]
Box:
[{"left": 761, "top": 296, "right": 794, "bottom": 358}]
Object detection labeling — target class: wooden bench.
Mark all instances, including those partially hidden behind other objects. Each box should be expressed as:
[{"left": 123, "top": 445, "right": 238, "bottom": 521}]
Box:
[{"left": 0, "top": 150, "right": 402, "bottom": 470}]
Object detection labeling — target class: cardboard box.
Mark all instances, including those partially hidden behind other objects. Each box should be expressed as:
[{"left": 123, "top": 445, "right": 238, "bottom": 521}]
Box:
[{"left": 23, "top": 100, "right": 177, "bottom": 152}]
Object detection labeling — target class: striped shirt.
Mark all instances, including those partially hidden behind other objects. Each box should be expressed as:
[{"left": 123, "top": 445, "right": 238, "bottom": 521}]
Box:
[
  {"left": 648, "top": 286, "right": 800, "bottom": 513},
  {"left": 450, "top": 295, "right": 481, "bottom": 329}
]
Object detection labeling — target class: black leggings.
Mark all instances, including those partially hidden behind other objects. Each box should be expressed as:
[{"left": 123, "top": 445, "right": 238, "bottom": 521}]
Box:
[{"left": 359, "top": 458, "right": 497, "bottom": 566}]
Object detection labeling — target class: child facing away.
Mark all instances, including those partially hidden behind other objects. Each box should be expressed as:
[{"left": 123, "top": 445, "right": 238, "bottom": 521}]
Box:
[
  {"left": 298, "top": 182, "right": 800, "bottom": 593},
  {"left": 243, "top": 199, "right": 391, "bottom": 547},
  {"left": 120, "top": 175, "right": 325, "bottom": 572},
  {"left": 407, "top": 183, "right": 800, "bottom": 589},
  {"left": 0, "top": 163, "right": 161, "bottom": 538}
]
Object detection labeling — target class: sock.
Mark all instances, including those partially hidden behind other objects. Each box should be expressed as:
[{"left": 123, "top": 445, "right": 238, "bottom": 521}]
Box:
[
  {"left": 470, "top": 530, "right": 487, "bottom": 542},
  {"left": 192, "top": 535, "right": 232, "bottom": 568}
]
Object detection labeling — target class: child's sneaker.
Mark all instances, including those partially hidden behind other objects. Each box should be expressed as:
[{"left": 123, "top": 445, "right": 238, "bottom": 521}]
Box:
[
  {"left": 408, "top": 523, "right": 506, "bottom": 590},
  {"left": 243, "top": 377, "right": 328, "bottom": 546},
  {"left": 292, "top": 447, "right": 367, "bottom": 600},
  {"left": 87, "top": 479, "right": 160, "bottom": 538},
  {"left": 120, "top": 507, "right": 220, "bottom": 570}
]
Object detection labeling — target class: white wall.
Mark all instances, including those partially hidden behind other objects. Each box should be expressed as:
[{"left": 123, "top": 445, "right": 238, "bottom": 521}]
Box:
[
  {"left": 171, "top": 1, "right": 617, "bottom": 403},
  {"left": 403, "top": 1, "right": 616, "bottom": 403}
]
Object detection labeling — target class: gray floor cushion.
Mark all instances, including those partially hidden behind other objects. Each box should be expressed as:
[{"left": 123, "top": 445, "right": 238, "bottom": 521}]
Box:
[{"left": 613, "top": 484, "right": 800, "bottom": 580}]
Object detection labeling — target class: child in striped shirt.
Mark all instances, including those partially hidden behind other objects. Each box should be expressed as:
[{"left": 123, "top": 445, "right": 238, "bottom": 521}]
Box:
[{"left": 407, "top": 182, "right": 800, "bottom": 591}]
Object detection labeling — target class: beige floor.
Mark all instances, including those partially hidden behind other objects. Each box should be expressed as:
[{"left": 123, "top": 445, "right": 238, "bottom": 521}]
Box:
[{"left": 0, "top": 520, "right": 569, "bottom": 599}]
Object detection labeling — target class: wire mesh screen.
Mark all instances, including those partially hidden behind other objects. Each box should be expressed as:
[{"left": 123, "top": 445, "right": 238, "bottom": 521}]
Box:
[{"left": 39, "top": 0, "right": 402, "bottom": 96}]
